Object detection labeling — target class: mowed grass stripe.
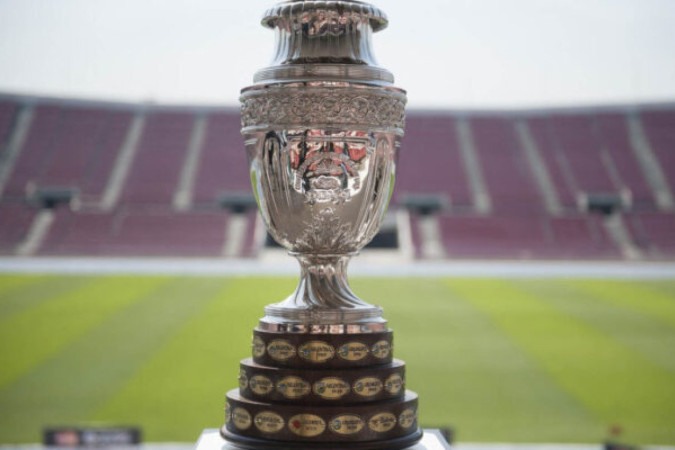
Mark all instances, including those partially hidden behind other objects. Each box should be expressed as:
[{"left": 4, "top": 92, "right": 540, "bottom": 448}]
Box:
[
  {"left": 2, "top": 275, "right": 673, "bottom": 444},
  {"left": 0, "top": 275, "right": 48, "bottom": 299},
  {"left": 516, "top": 280, "right": 675, "bottom": 374},
  {"left": 354, "top": 278, "right": 597, "bottom": 442},
  {"left": 645, "top": 280, "right": 675, "bottom": 297},
  {"left": 93, "top": 277, "right": 293, "bottom": 441},
  {"left": 452, "top": 279, "right": 675, "bottom": 444},
  {"left": 568, "top": 280, "right": 675, "bottom": 330},
  {"left": 0, "top": 275, "right": 94, "bottom": 319},
  {"left": 0, "top": 277, "right": 224, "bottom": 443},
  {"left": 0, "top": 276, "right": 166, "bottom": 389}
]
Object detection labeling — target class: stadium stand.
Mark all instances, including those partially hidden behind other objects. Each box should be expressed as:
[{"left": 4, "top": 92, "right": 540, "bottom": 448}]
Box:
[
  {"left": 640, "top": 110, "right": 675, "bottom": 196},
  {"left": 121, "top": 111, "right": 194, "bottom": 205},
  {"left": 193, "top": 112, "right": 251, "bottom": 207},
  {"left": 0, "top": 100, "right": 17, "bottom": 144},
  {"left": 1, "top": 103, "right": 132, "bottom": 205},
  {"left": 0, "top": 202, "right": 37, "bottom": 254},
  {"left": 396, "top": 115, "right": 471, "bottom": 210},
  {"left": 625, "top": 211, "right": 675, "bottom": 259},
  {"left": 470, "top": 116, "right": 544, "bottom": 214},
  {"left": 594, "top": 112, "right": 654, "bottom": 210},
  {"left": 40, "top": 208, "right": 231, "bottom": 257},
  {"left": 434, "top": 213, "right": 617, "bottom": 260},
  {"left": 0, "top": 93, "right": 673, "bottom": 260}
]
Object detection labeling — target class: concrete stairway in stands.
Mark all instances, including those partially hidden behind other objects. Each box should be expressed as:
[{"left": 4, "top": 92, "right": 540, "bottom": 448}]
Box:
[
  {"left": 514, "top": 119, "right": 563, "bottom": 216},
  {"left": 100, "top": 111, "right": 146, "bottom": 211},
  {"left": 456, "top": 117, "right": 492, "bottom": 215},
  {"left": 0, "top": 104, "right": 34, "bottom": 199},
  {"left": 627, "top": 112, "right": 674, "bottom": 211},
  {"left": 173, "top": 113, "right": 208, "bottom": 211}
]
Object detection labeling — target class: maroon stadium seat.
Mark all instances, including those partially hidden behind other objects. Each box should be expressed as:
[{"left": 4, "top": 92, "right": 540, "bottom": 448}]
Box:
[{"left": 0, "top": 94, "right": 672, "bottom": 260}]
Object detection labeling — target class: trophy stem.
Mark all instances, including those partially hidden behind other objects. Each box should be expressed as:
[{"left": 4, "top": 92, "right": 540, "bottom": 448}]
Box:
[
  {"left": 260, "top": 253, "right": 386, "bottom": 331},
  {"left": 294, "top": 253, "right": 363, "bottom": 309}
]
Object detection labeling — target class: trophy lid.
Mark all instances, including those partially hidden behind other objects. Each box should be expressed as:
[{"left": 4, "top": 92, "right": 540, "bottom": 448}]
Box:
[{"left": 252, "top": 0, "right": 395, "bottom": 85}]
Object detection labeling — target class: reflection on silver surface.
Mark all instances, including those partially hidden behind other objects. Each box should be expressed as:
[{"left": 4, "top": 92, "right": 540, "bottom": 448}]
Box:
[
  {"left": 241, "top": 0, "right": 406, "bottom": 331},
  {"left": 249, "top": 129, "right": 395, "bottom": 255}
]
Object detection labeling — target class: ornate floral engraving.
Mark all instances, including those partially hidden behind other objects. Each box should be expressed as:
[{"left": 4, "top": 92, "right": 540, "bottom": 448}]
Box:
[
  {"left": 241, "top": 89, "right": 406, "bottom": 130},
  {"left": 294, "top": 208, "right": 354, "bottom": 253}
]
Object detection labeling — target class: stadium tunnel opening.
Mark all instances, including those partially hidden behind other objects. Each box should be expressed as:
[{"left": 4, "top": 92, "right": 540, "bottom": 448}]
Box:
[
  {"left": 218, "top": 192, "right": 257, "bottom": 214},
  {"left": 26, "top": 186, "right": 79, "bottom": 210},
  {"left": 579, "top": 191, "right": 631, "bottom": 216},
  {"left": 400, "top": 193, "right": 448, "bottom": 216}
]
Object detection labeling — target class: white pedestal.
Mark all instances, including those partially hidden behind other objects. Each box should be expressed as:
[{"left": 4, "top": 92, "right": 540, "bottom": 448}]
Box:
[{"left": 195, "top": 429, "right": 450, "bottom": 450}]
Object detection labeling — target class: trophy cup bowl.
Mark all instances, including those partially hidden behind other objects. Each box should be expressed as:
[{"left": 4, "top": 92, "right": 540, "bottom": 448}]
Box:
[{"left": 240, "top": 0, "right": 407, "bottom": 331}]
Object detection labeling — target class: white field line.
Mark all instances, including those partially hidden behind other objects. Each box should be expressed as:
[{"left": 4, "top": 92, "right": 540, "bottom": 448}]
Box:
[{"left": 0, "top": 257, "right": 674, "bottom": 279}]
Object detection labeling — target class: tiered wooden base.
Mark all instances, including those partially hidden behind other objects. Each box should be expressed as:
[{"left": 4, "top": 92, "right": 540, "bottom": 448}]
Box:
[{"left": 221, "top": 329, "right": 422, "bottom": 450}]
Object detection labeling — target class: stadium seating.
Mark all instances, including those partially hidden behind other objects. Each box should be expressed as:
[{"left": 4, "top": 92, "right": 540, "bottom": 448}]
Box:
[
  {"left": 640, "top": 109, "right": 675, "bottom": 194},
  {"left": 193, "top": 111, "right": 250, "bottom": 205},
  {"left": 121, "top": 111, "right": 194, "bottom": 205},
  {"left": 547, "top": 114, "right": 617, "bottom": 195},
  {"left": 470, "top": 116, "right": 545, "bottom": 214},
  {"left": 396, "top": 115, "right": 471, "bottom": 209},
  {"left": 40, "top": 208, "right": 231, "bottom": 257},
  {"left": 594, "top": 112, "right": 655, "bottom": 209},
  {"left": 431, "top": 213, "right": 618, "bottom": 260},
  {"left": 0, "top": 93, "right": 673, "bottom": 260},
  {"left": 624, "top": 212, "right": 675, "bottom": 259},
  {"left": 4, "top": 104, "right": 130, "bottom": 202},
  {"left": 0, "top": 202, "right": 37, "bottom": 254},
  {"left": 525, "top": 115, "right": 578, "bottom": 207},
  {"left": 0, "top": 100, "right": 17, "bottom": 144}
]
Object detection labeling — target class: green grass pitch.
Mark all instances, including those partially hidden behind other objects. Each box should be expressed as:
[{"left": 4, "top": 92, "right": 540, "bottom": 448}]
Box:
[{"left": 0, "top": 274, "right": 674, "bottom": 445}]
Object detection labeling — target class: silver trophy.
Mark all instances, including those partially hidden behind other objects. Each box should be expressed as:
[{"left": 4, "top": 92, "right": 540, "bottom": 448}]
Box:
[
  {"left": 223, "top": 1, "right": 420, "bottom": 449},
  {"left": 241, "top": 0, "right": 406, "bottom": 331}
]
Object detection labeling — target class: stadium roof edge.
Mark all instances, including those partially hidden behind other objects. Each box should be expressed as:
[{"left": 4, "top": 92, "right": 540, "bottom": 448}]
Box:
[
  {"left": 407, "top": 100, "right": 675, "bottom": 116},
  {"left": 0, "top": 90, "right": 240, "bottom": 113},
  {"left": 1, "top": 90, "right": 675, "bottom": 115},
  {"left": 1, "top": 258, "right": 674, "bottom": 279}
]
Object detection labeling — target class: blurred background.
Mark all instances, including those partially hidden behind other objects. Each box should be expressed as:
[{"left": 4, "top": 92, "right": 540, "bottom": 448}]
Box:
[
  {"left": 0, "top": 0, "right": 674, "bottom": 448},
  {"left": 1, "top": 0, "right": 675, "bottom": 108}
]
